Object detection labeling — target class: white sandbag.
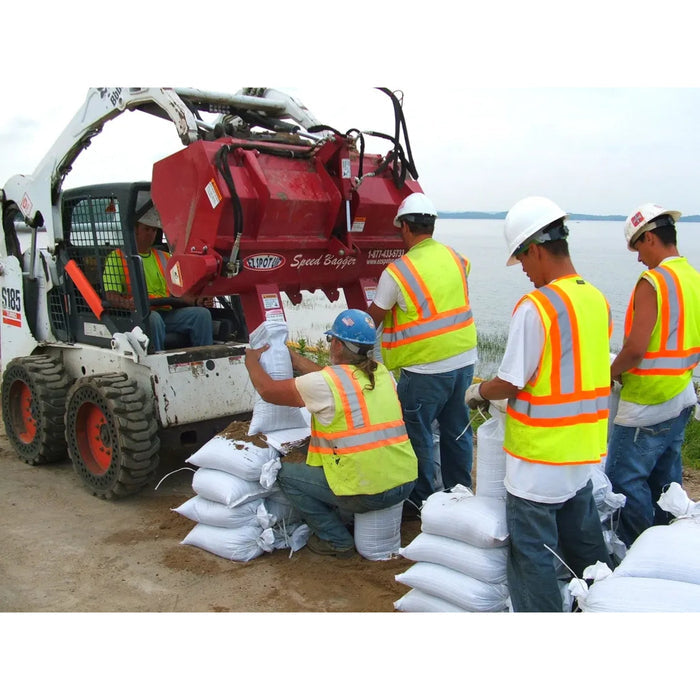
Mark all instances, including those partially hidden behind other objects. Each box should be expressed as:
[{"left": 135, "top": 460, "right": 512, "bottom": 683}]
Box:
[
  {"left": 181, "top": 523, "right": 275, "bottom": 562},
  {"left": 191, "top": 467, "right": 274, "bottom": 507},
  {"left": 420, "top": 487, "right": 509, "bottom": 548},
  {"left": 475, "top": 410, "right": 506, "bottom": 499},
  {"left": 578, "top": 575, "right": 700, "bottom": 612},
  {"left": 272, "top": 522, "right": 310, "bottom": 552},
  {"left": 657, "top": 481, "right": 700, "bottom": 518},
  {"left": 395, "top": 562, "right": 509, "bottom": 612},
  {"left": 187, "top": 435, "right": 279, "bottom": 481},
  {"left": 354, "top": 502, "right": 403, "bottom": 561},
  {"left": 394, "top": 588, "right": 468, "bottom": 613},
  {"left": 262, "top": 423, "right": 311, "bottom": 454},
  {"left": 248, "top": 321, "right": 308, "bottom": 435},
  {"left": 399, "top": 532, "right": 508, "bottom": 584},
  {"left": 612, "top": 518, "right": 700, "bottom": 585},
  {"left": 173, "top": 496, "right": 265, "bottom": 528}
]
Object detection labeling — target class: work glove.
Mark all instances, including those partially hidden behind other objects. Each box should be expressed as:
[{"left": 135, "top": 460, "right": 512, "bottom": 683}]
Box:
[{"left": 465, "top": 383, "right": 489, "bottom": 410}]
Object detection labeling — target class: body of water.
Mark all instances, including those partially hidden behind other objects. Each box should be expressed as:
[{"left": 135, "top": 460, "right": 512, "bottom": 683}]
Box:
[{"left": 284, "top": 218, "right": 700, "bottom": 379}]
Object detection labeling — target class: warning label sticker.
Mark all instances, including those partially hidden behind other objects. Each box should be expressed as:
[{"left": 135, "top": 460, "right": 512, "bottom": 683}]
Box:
[{"left": 205, "top": 179, "right": 223, "bottom": 209}]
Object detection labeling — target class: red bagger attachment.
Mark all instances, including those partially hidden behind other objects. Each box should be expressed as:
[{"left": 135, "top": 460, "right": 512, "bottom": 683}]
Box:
[{"left": 151, "top": 133, "right": 421, "bottom": 330}]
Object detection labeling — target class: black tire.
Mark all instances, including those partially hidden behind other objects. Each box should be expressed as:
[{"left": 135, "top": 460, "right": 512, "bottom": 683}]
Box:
[
  {"left": 2, "top": 355, "right": 71, "bottom": 464},
  {"left": 65, "top": 373, "right": 160, "bottom": 499}
]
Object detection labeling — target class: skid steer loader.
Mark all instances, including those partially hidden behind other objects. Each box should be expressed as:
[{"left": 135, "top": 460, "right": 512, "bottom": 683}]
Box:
[{"left": 0, "top": 87, "right": 422, "bottom": 499}]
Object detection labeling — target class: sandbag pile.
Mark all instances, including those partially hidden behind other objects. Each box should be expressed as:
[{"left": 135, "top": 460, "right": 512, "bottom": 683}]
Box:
[
  {"left": 394, "top": 486, "right": 510, "bottom": 612},
  {"left": 175, "top": 427, "right": 310, "bottom": 561},
  {"left": 175, "top": 319, "right": 312, "bottom": 562},
  {"left": 572, "top": 484, "right": 700, "bottom": 612}
]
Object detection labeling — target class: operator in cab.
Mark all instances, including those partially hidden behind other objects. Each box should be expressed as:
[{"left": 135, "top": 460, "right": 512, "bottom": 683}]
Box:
[
  {"left": 102, "top": 205, "right": 213, "bottom": 351},
  {"left": 244, "top": 309, "right": 417, "bottom": 558}
]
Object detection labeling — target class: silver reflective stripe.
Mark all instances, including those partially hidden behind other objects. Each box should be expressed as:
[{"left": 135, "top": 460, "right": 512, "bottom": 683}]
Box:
[
  {"left": 310, "top": 423, "right": 408, "bottom": 451},
  {"left": 511, "top": 394, "right": 608, "bottom": 420},
  {"left": 383, "top": 308, "right": 473, "bottom": 344},
  {"left": 535, "top": 285, "right": 575, "bottom": 394},
  {"left": 637, "top": 352, "right": 700, "bottom": 371},
  {"left": 391, "top": 257, "right": 433, "bottom": 317},
  {"left": 326, "top": 367, "right": 364, "bottom": 428},
  {"left": 391, "top": 248, "right": 469, "bottom": 319},
  {"left": 653, "top": 266, "right": 680, "bottom": 350}
]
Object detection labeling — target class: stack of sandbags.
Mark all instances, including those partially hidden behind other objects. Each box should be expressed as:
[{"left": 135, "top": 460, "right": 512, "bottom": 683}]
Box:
[
  {"left": 573, "top": 484, "right": 700, "bottom": 611},
  {"left": 175, "top": 423, "right": 310, "bottom": 561},
  {"left": 394, "top": 486, "right": 510, "bottom": 612}
]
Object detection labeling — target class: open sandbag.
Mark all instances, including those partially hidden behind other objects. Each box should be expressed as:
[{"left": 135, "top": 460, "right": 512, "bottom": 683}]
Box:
[{"left": 248, "top": 321, "right": 308, "bottom": 435}]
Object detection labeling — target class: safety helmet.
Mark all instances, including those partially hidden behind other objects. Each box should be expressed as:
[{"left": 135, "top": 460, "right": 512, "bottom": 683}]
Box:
[
  {"left": 624, "top": 203, "right": 681, "bottom": 251},
  {"left": 137, "top": 206, "right": 162, "bottom": 229},
  {"left": 325, "top": 309, "right": 377, "bottom": 353},
  {"left": 393, "top": 192, "right": 438, "bottom": 228},
  {"left": 503, "top": 196, "right": 568, "bottom": 266}
]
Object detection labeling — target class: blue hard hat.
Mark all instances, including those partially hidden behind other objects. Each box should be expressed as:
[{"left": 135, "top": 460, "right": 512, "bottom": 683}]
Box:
[{"left": 325, "top": 309, "right": 377, "bottom": 352}]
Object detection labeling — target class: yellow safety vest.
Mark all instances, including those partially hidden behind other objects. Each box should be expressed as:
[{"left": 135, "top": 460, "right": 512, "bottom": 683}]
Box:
[
  {"left": 621, "top": 257, "right": 700, "bottom": 405},
  {"left": 107, "top": 248, "right": 172, "bottom": 308},
  {"left": 503, "top": 275, "right": 611, "bottom": 465},
  {"left": 307, "top": 363, "right": 417, "bottom": 495},
  {"left": 380, "top": 237, "right": 477, "bottom": 370}
]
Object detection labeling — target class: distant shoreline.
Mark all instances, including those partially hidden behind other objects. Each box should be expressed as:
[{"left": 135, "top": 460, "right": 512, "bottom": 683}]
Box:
[{"left": 439, "top": 212, "right": 700, "bottom": 222}]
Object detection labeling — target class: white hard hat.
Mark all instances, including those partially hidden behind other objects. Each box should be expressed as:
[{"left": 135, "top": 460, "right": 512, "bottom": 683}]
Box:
[
  {"left": 137, "top": 206, "right": 162, "bottom": 229},
  {"left": 624, "top": 203, "right": 681, "bottom": 251},
  {"left": 503, "top": 196, "right": 568, "bottom": 266},
  {"left": 393, "top": 192, "right": 438, "bottom": 228}
]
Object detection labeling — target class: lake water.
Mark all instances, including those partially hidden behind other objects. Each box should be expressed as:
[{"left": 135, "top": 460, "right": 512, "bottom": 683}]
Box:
[{"left": 283, "top": 218, "right": 700, "bottom": 378}]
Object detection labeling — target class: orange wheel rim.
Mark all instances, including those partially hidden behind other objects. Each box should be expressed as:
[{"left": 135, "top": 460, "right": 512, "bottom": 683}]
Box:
[
  {"left": 11, "top": 381, "right": 37, "bottom": 444},
  {"left": 75, "top": 402, "right": 113, "bottom": 475}
]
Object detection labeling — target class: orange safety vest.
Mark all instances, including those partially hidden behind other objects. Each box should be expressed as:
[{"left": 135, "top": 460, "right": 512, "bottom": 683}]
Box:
[
  {"left": 307, "top": 363, "right": 417, "bottom": 495},
  {"left": 621, "top": 257, "right": 700, "bottom": 404},
  {"left": 503, "top": 275, "right": 611, "bottom": 465}
]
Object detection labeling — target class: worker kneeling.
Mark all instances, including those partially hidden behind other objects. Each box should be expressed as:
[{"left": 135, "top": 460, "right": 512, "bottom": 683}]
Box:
[{"left": 244, "top": 309, "right": 417, "bottom": 558}]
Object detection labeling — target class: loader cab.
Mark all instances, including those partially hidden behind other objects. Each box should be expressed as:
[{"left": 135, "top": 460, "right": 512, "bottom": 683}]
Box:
[{"left": 52, "top": 182, "right": 248, "bottom": 351}]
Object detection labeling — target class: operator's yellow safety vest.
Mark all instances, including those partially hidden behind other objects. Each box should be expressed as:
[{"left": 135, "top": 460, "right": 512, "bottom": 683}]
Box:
[
  {"left": 503, "top": 275, "right": 612, "bottom": 466},
  {"left": 380, "top": 237, "right": 477, "bottom": 370},
  {"left": 110, "top": 248, "right": 172, "bottom": 308},
  {"left": 306, "top": 363, "right": 417, "bottom": 496},
  {"left": 620, "top": 257, "right": 700, "bottom": 405}
]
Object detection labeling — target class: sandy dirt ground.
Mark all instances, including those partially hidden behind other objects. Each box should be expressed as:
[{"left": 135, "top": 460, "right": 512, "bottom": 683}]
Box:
[{"left": 1, "top": 412, "right": 699, "bottom": 614}]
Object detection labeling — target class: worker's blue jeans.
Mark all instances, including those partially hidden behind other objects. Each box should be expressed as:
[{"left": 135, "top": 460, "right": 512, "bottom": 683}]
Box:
[
  {"left": 149, "top": 306, "right": 213, "bottom": 352},
  {"left": 605, "top": 405, "right": 693, "bottom": 547},
  {"left": 506, "top": 481, "right": 611, "bottom": 612},
  {"left": 397, "top": 365, "right": 474, "bottom": 507},
  {"left": 276, "top": 461, "right": 415, "bottom": 549}
]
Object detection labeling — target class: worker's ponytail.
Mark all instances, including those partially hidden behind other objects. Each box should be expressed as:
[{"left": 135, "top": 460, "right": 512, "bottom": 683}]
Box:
[{"left": 353, "top": 353, "right": 378, "bottom": 391}]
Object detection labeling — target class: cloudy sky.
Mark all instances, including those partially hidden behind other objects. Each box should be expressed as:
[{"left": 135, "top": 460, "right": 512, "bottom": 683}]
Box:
[
  {"left": 1, "top": 2, "right": 698, "bottom": 222},
  {"left": 3, "top": 85, "right": 698, "bottom": 219}
]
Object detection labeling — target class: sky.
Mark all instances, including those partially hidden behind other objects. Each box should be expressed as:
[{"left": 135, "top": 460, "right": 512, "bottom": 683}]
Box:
[
  {"left": 3, "top": 85, "right": 699, "bottom": 218},
  {"left": 2, "top": 2, "right": 700, "bottom": 221}
]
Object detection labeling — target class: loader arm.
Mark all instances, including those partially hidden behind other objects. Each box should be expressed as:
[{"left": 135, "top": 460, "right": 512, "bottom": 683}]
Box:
[{"left": 2, "top": 87, "right": 324, "bottom": 233}]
